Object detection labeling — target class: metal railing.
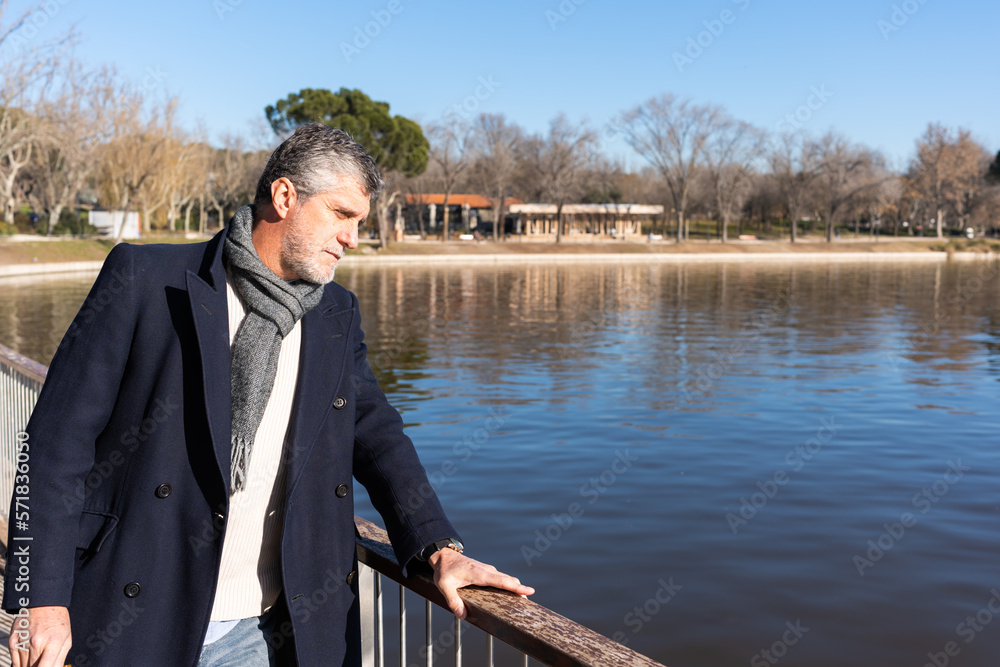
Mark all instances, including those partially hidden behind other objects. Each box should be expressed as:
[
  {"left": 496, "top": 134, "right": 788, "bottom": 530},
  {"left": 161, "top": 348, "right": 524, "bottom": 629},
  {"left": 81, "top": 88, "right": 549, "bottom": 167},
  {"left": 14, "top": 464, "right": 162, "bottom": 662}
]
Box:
[
  {"left": 354, "top": 517, "right": 664, "bottom": 667},
  {"left": 0, "top": 344, "right": 46, "bottom": 525},
  {"left": 0, "top": 342, "right": 664, "bottom": 666}
]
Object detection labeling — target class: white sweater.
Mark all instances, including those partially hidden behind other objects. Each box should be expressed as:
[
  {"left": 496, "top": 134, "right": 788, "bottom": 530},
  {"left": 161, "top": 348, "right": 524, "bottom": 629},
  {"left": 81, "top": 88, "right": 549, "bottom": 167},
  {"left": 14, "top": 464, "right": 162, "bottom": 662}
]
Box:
[{"left": 210, "top": 272, "right": 301, "bottom": 621}]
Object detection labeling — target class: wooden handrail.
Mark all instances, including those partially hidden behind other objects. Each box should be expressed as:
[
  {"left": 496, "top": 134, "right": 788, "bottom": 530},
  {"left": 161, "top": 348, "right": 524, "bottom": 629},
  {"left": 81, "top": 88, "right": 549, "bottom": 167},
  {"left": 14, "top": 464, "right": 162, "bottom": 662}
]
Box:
[
  {"left": 0, "top": 344, "right": 47, "bottom": 384},
  {"left": 354, "top": 516, "right": 666, "bottom": 667}
]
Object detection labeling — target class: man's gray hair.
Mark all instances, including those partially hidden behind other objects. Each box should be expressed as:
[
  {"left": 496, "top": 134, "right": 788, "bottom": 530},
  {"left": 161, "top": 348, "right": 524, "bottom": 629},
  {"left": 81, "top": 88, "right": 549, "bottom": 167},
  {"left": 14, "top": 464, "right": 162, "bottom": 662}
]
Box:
[{"left": 253, "top": 123, "right": 385, "bottom": 211}]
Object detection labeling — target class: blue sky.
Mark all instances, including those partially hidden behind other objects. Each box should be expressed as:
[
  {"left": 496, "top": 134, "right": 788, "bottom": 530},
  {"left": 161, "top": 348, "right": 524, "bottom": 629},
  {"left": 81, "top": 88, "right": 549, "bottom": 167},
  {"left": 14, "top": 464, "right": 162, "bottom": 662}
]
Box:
[{"left": 3, "top": 0, "right": 995, "bottom": 169}]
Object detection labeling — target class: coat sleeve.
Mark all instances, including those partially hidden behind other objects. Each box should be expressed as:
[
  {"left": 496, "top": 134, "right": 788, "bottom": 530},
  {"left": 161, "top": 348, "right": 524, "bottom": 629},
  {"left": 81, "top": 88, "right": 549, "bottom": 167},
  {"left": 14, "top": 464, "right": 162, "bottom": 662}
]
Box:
[
  {"left": 347, "top": 292, "right": 460, "bottom": 578},
  {"left": 3, "top": 244, "right": 138, "bottom": 611}
]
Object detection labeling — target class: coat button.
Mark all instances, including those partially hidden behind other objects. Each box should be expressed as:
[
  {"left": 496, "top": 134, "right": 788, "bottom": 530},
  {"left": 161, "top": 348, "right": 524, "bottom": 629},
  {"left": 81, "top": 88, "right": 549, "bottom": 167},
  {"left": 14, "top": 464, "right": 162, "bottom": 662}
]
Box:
[
  {"left": 124, "top": 582, "right": 141, "bottom": 598},
  {"left": 336, "top": 483, "right": 349, "bottom": 498},
  {"left": 333, "top": 396, "right": 347, "bottom": 409},
  {"left": 346, "top": 571, "right": 357, "bottom": 586},
  {"left": 155, "top": 484, "right": 172, "bottom": 499}
]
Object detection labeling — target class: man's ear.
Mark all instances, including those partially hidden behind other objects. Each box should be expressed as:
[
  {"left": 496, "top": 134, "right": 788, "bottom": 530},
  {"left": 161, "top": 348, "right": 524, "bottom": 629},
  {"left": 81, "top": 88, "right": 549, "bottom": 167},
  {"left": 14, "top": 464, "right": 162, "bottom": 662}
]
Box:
[{"left": 270, "top": 177, "right": 298, "bottom": 220}]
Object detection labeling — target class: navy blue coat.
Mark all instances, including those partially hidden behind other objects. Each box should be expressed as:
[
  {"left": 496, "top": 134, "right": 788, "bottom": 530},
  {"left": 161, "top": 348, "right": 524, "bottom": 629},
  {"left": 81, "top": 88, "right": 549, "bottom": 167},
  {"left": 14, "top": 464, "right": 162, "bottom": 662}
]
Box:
[{"left": 2, "top": 230, "right": 458, "bottom": 666}]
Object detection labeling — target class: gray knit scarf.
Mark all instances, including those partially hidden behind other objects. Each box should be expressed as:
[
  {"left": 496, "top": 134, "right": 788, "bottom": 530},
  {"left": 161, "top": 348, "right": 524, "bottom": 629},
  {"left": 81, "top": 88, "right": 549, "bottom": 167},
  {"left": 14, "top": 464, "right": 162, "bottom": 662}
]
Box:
[{"left": 223, "top": 205, "right": 324, "bottom": 493}]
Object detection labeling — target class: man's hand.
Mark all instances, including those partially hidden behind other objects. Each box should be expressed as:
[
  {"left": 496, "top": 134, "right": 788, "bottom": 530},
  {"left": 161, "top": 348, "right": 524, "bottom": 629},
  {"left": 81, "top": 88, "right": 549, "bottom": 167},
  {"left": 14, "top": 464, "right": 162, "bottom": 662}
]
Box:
[
  {"left": 8, "top": 606, "right": 71, "bottom": 667},
  {"left": 428, "top": 549, "right": 535, "bottom": 619}
]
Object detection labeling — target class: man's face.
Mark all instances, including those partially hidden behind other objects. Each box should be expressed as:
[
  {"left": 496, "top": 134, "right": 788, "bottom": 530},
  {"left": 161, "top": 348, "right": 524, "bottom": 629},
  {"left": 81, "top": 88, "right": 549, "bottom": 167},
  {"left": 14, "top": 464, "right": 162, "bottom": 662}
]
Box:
[{"left": 279, "top": 174, "right": 370, "bottom": 284}]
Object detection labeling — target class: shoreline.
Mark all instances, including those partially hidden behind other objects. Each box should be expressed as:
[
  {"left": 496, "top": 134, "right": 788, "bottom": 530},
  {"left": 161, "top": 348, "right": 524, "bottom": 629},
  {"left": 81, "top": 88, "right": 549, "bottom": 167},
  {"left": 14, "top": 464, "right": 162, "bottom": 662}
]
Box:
[
  {"left": 340, "top": 250, "right": 997, "bottom": 265},
  {"left": 0, "top": 261, "right": 106, "bottom": 278},
  {"left": 0, "top": 251, "right": 996, "bottom": 279}
]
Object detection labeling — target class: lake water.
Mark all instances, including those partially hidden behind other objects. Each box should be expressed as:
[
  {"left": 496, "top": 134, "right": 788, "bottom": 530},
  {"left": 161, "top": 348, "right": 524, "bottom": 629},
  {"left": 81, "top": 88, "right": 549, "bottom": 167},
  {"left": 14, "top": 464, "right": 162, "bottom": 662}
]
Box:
[{"left": 2, "top": 257, "right": 1000, "bottom": 666}]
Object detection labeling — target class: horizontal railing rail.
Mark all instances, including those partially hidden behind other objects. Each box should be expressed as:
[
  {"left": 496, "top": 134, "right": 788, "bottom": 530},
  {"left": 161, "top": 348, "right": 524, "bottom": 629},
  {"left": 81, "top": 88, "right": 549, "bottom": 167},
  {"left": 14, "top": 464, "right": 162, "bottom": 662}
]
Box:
[
  {"left": 0, "top": 346, "right": 47, "bottom": 385},
  {"left": 0, "top": 341, "right": 665, "bottom": 666},
  {"left": 355, "top": 516, "right": 665, "bottom": 667}
]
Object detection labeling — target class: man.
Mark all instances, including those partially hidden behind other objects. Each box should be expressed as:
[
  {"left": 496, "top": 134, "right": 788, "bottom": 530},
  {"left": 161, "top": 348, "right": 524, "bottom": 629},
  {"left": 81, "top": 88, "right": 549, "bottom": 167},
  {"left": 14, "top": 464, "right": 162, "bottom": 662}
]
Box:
[{"left": 4, "top": 123, "right": 532, "bottom": 666}]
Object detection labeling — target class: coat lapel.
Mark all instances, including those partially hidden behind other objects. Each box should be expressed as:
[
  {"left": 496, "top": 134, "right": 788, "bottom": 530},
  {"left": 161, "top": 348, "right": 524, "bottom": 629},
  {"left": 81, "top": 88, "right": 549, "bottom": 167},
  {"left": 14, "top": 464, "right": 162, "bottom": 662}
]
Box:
[
  {"left": 186, "top": 231, "right": 233, "bottom": 495},
  {"left": 285, "top": 296, "right": 354, "bottom": 495}
]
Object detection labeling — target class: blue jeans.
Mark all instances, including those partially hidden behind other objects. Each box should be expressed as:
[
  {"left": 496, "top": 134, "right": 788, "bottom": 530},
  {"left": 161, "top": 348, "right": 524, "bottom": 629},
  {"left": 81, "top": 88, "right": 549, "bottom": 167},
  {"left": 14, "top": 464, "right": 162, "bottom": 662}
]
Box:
[{"left": 197, "top": 605, "right": 281, "bottom": 667}]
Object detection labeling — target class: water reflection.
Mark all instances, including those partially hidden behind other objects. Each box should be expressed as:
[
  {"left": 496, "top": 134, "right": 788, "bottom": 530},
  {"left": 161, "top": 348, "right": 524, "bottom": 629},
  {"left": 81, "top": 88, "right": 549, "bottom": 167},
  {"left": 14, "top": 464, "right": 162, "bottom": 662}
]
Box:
[
  {"left": 0, "top": 272, "right": 97, "bottom": 365},
  {"left": 337, "top": 259, "right": 1000, "bottom": 417}
]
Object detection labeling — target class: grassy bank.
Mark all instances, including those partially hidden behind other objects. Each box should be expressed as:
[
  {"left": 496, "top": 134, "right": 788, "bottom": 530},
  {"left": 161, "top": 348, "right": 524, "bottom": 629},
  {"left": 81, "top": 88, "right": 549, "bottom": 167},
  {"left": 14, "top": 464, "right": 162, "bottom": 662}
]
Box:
[
  {"left": 0, "top": 236, "right": 204, "bottom": 265},
  {"left": 1, "top": 235, "right": 997, "bottom": 266}
]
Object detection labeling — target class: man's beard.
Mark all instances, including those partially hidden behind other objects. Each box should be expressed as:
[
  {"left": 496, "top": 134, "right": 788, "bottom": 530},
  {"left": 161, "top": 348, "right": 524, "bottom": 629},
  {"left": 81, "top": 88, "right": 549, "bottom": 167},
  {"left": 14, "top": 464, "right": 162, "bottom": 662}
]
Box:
[{"left": 281, "top": 219, "right": 338, "bottom": 284}]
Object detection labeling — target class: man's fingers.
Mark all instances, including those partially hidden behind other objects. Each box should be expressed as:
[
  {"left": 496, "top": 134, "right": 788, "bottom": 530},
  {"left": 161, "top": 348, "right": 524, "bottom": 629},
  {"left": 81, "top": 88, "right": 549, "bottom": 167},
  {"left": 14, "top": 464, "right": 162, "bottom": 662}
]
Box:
[
  {"left": 8, "top": 635, "right": 19, "bottom": 667},
  {"left": 439, "top": 581, "right": 466, "bottom": 619},
  {"left": 431, "top": 552, "right": 535, "bottom": 619},
  {"left": 35, "top": 639, "right": 72, "bottom": 667},
  {"left": 479, "top": 571, "right": 535, "bottom": 596},
  {"left": 36, "top": 642, "right": 72, "bottom": 667}
]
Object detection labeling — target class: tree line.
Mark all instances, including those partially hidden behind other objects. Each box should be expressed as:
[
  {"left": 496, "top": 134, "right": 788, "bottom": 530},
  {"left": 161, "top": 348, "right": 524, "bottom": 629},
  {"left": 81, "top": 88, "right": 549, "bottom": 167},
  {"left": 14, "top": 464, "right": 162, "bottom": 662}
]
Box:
[{"left": 2, "top": 6, "right": 997, "bottom": 245}]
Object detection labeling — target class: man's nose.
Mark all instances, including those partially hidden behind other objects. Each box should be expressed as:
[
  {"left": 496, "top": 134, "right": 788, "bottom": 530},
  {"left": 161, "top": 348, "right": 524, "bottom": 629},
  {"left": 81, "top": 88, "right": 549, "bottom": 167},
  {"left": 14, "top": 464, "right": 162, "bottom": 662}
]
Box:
[{"left": 338, "top": 223, "right": 359, "bottom": 250}]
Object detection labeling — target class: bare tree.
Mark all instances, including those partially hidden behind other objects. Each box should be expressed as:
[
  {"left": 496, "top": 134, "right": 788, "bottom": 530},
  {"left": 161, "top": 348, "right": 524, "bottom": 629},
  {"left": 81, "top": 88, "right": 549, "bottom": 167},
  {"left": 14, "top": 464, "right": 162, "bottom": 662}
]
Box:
[
  {"left": 372, "top": 172, "right": 405, "bottom": 247},
  {"left": 769, "top": 132, "right": 820, "bottom": 243},
  {"left": 527, "top": 114, "right": 597, "bottom": 243},
  {"left": 1, "top": 106, "right": 37, "bottom": 226},
  {"left": 98, "top": 88, "right": 173, "bottom": 243},
  {"left": 908, "top": 123, "right": 990, "bottom": 238},
  {"left": 164, "top": 137, "right": 210, "bottom": 233},
  {"left": 205, "top": 134, "right": 262, "bottom": 231},
  {"left": 0, "top": 0, "right": 76, "bottom": 227},
  {"left": 22, "top": 66, "right": 116, "bottom": 234},
  {"left": 176, "top": 141, "right": 213, "bottom": 234},
  {"left": 402, "top": 167, "right": 439, "bottom": 238},
  {"left": 743, "top": 172, "right": 782, "bottom": 237},
  {"left": 703, "top": 117, "right": 766, "bottom": 243},
  {"left": 135, "top": 125, "right": 181, "bottom": 234},
  {"left": 426, "top": 120, "right": 471, "bottom": 241},
  {"left": 811, "top": 132, "right": 885, "bottom": 242},
  {"left": 869, "top": 177, "right": 905, "bottom": 237},
  {"left": 620, "top": 94, "right": 723, "bottom": 242},
  {"left": 909, "top": 124, "right": 953, "bottom": 239},
  {"left": 471, "top": 113, "right": 521, "bottom": 241}
]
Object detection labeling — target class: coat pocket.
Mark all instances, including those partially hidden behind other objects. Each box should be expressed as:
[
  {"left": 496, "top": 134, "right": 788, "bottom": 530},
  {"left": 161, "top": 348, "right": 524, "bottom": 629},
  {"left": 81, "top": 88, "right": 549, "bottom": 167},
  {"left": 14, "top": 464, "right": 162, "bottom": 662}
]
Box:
[{"left": 76, "top": 510, "right": 120, "bottom": 554}]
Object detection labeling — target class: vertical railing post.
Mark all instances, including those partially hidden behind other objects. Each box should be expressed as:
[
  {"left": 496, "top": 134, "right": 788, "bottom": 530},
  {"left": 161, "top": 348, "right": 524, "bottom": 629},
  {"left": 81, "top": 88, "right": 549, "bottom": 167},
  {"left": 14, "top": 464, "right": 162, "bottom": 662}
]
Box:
[
  {"left": 359, "top": 561, "right": 377, "bottom": 667},
  {"left": 399, "top": 586, "right": 406, "bottom": 667},
  {"left": 424, "top": 599, "right": 432, "bottom": 667},
  {"left": 376, "top": 572, "right": 384, "bottom": 667}
]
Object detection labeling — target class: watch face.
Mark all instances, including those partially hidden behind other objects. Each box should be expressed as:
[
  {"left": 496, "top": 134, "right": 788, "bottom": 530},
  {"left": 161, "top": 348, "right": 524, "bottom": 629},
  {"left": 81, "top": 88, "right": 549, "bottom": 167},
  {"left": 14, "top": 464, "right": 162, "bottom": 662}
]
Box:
[
  {"left": 437, "top": 539, "right": 463, "bottom": 554},
  {"left": 420, "top": 538, "right": 464, "bottom": 561}
]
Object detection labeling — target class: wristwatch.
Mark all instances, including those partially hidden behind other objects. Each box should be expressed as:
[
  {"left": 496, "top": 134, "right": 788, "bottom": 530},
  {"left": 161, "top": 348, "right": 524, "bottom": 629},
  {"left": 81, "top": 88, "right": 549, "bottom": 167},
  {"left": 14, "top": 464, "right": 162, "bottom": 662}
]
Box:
[{"left": 417, "top": 537, "right": 464, "bottom": 562}]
